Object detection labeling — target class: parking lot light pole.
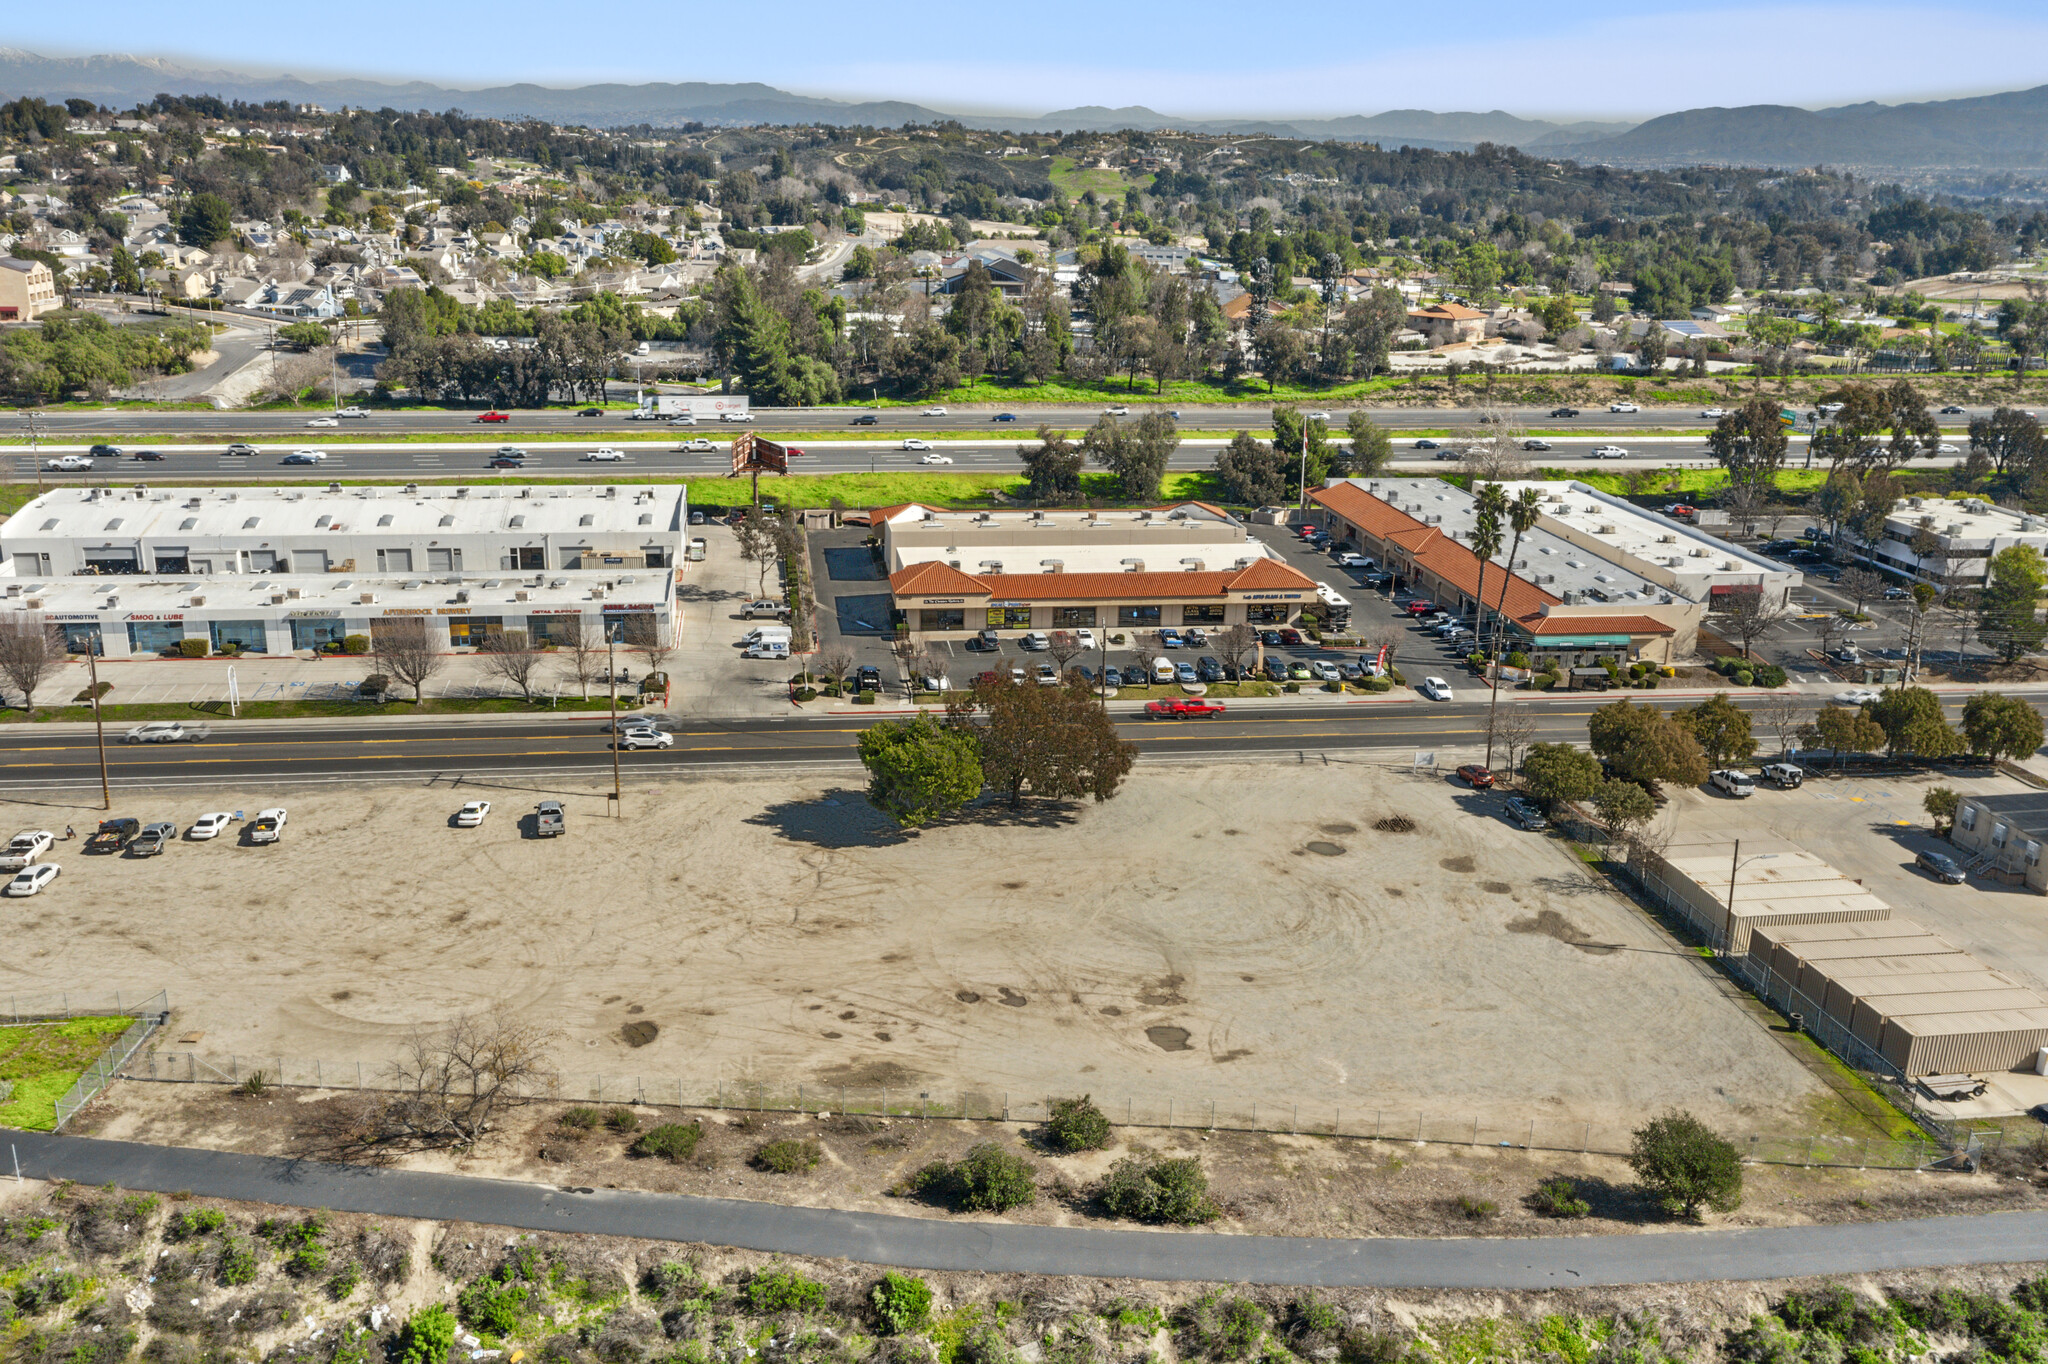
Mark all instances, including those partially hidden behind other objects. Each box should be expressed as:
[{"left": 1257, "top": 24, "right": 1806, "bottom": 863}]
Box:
[
  {"left": 1728, "top": 841, "right": 1777, "bottom": 931},
  {"left": 607, "top": 622, "right": 622, "bottom": 815},
  {"left": 86, "top": 646, "right": 110, "bottom": 811}
]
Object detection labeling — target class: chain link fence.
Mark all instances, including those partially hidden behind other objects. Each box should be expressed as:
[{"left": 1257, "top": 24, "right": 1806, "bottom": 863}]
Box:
[{"left": 4, "top": 990, "right": 165, "bottom": 1023}]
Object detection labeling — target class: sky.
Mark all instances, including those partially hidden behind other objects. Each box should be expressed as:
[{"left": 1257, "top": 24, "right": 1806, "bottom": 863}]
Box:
[{"left": 11, "top": 0, "right": 2048, "bottom": 120}]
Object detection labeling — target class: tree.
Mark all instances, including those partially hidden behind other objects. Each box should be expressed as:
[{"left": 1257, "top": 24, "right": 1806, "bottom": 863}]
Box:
[
  {"left": 1685, "top": 693, "right": 1758, "bottom": 766},
  {"left": 1019, "top": 425, "right": 1084, "bottom": 504},
  {"left": 375, "top": 617, "right": 447, "bottom": 703},
  {"left": 1924, "top": 786, "right": 1960, "bottom": 836},
  {"left": 1713, "top": 589, "right": 1791, "bottom": 661},
  {"left": 950, "top": 674, "right": 1137, "bottom": 808},
  {"left": 1520, "top": 742, "right": 1602, "bottom": 806},
  {"left": 1706, "top": 398, "right": 1791, "bottom": 496},
  {"left": 623, "top": 614, "right": 676, "bottom": 684},
  {"left": 278, "top": 320, "right": 331, "bottom": 352},
  {"left": 376, "top": 1009, "right": 556, "bottom": 1151},
  {"left": 1757, "top": 691, "right": 1805, "bottom": 758},
  {"left": 1592, "top": 778, "right": 1657, "bottom": 851},
  {"left": 1082, "top": 411, "right": 1177, "bottom": 502},
  {"left": 1980, "top": 544, "right": 2047, "bottom": 663},
  {"left": 0, "top": 616, "right": 61, "bottom": 711},
  {"left": 1837, "top": 568, "right": 1885, "bottom": 619},
  {"left": 1213, "top": 431, "right": 1291, "bottom": 507},
  {"left": 1046, "top": 630, "right": 1086, "bottom": 677},
  {"left": 1342, "top": 411, "right": 1393, "bottom": 476},
  {"left": 1588, "top": 697, "right": 1710, "bottom": 788},
  {"left": 475, "top": 628, "right": 546, "bottom": 700},
  {"left": 1483, "top": 488, "right": 1544, "bottom": 711},
  {"left": 1628, "top": 1111, "right": 1742, "bottom": 1220},
  {"left": 734, "top": 516, "right": 781, "bottom": 596},
  {"left": 1214, "top": 623, "right": 1256, "bottom": 680},
  {"left": 558, "top": 618, "right": 608, "bottom": 699},
  {"left": 1866, "top": 686, "right": 1962, "bottom": 757},
  {"left": 179, "top": 192, "right": 234, "bottom": 247},
  {"left": 816, "top": 647, "right": 855, "bottom": 695},
  {"left": 1967, "top": 406, "right": 2046, "bottom": 487},
  {"left": 1489, "top": 704, "right": 1539, "bottom": 776},
  {"left": 1962, "top": 692, "right": 2046, "bottom": 760},
  {"left": 1807, "top": 704, "right": 1887, "bottom": 767},
  {"left": 857, "top": 715, "right": 984, "bottom": 826}
]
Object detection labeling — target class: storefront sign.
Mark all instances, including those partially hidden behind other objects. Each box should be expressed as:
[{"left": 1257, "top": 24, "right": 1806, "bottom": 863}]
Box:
[
  {"left": 47, "top": 613, "right": 100, "bottom": 622},
  {"left": 528, "top": 607, "right": 584, "bottom": 615},
  {"left": 600, "top": 602, "right": 660, "bottom": 611},
  {"left": 124, "top": 613, "right": 184, "bottom": 621},
  {"left": 286, "top": 609, "right": 340, "bottom": 619},
  {"left": 1243, "top": 592, "right": 1304, "bottom": 600},
  {"left": 436, "top": 607, "right": 469, "bottom": 615},
  {"left": 381, "top": 607, "right": 435, "bottom": 616},
  {"left": 919, "top": 597, "right": 965, "bottom": 605},
  {"left": 989, "top": 600, "right": 1028, "bottom": 608}
]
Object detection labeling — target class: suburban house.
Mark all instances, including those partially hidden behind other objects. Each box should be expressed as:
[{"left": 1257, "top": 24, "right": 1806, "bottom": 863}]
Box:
[
  {"left": 1948, "top": 793, "right": 2048, "bottom": 892},
  {"left": 0, "top": 255, "right": 60, "bottom": 321},
  {"left": 1403, "top": 302, "right": 1488, "bottom": 346}
]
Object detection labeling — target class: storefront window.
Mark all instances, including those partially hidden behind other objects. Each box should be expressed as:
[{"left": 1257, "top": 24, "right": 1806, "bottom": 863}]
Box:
[
  {"left": 208, "top": 619, "right": 269, "bottom": 653},
  {"left": 289, "top": 618, "right": 346, "bottom": 650},
  {"left": 1052, "top": 607, "right": 1097, "bottom": 628},
  {"left": 371, "top": 616, "right": 443, "bottom": 648},
  {"left": 526, "top": 614, "right": 583, "bottom": 646},
  {"left": 1247, "top": 604, "right": 1293, "bottom": 624},
  {"left": 1116, "top": 605, "right": 1161, "bottom": 626},
  {"left": 984, "top": 606, "right": 1032, "bottom": 628},
  {"left": 127, "top": 621, "right": 186, "bottom": 654},
  {"left": 60, "top": 623, "right": 103, "bottom": 655},
  {"left": 919, "top": 609, "right": 965, "bottom": 631},
  {"left": 446, "top": 616, "right": 504, "bottom": 648},
  {"left": 1181, "top": 605, "right": 1224, "bottom": 624}
]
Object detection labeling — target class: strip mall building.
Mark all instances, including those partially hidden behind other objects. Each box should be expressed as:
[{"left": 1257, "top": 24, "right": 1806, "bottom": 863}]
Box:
[{"left": 875, "top": 502, "right": 1320, "bottom": 638}]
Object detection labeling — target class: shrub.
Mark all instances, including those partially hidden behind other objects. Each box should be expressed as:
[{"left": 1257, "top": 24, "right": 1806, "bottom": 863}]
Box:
[
  {"left": 560, "top": 1106, "right": 602, "bottom": 1131},
  {"left": 12, "top": 1272, "right": 83, "bottom": 1315},
  {"left": 1366, "top": 676, "right": 1392, "bottom": 692},
  {"left": 912, "top": 1142, "right": 1038, "bottom": 1213},
  {"left": 1506, "top": 651, "right": 1531, "bottom": 669},
  {"left": 632, "top": 1123, "right": 703, "bottom": 1162},
  {"left": 1533, "top": 1176, "right": 1590, "bottom": 1218},
  {"left": 176, "top": 638, "right": 208, "bottom": 658},
  {"left": 217, "top": 1238, "right": 257, "bottom": 1286},
  {"left": 852, "top": 692, "right": 876, "bottom": 704},
  {"left": 458, "top": 1272, "right": 530, "bottom": 1335},
  {"left": 869, "top": 1272, "right": 933, "bottom": 1335},
  {"left": 1098, "top": 1153, "right": 1218, "bottom": 1224},
  {"left": 1629, "top": 1110, "right": 1743, "bottom": 1219},
  {"left": 1178, "top": 1293, "right": 1269, "bottom": 1361},
  {"left": 793, "top": 687, "right": 818, "bottom": 702},
  {"left": 341, "top": 634, "right": 371, "bottom": 655},
  {"left": 399, "top": 1304, "right": 458, "bottom": 1364},
  {"left": 1456, "top": 1195, "right": 1497, "bottom": 1221},
  {"left": 238, "top": 1070, "right": 267, "bottom": 1096},
  {"left": 1044, "top": 1095, "right": 1113, "bottom": 1153},
  {"left": 751, "top": 1139, "right": 822, "bottom": 1174},
  {"left": 167, "top": 1208, "right": 226, "bottom": 1241},
  {"left": 743, "top": 1266, "right": 827, "bottom": 1315},
  {"left": 605, "top": 1106, "right": 640, "bottom": 1133},
  {"left": 1323, "top": 680, "right": 1343, "bottom": 692},
  {"left": 1286, "top": 1294, "right": 1344, "bottom": 1344},
  {"left": 287, "top": 1244, "right": 330, "bottom": 1278},
  {"left": 1283, "top": 682, "right": 1299, "bottom": 693},
  {"left": 1752, "top": 663, "right": 1787, "bottom": 688},
  {"left": 327, "top": 1262, "right": 363, "bottom": 1301},
  {"left": 1734, "top": 670, "right": 1754, "bottom": 686}
]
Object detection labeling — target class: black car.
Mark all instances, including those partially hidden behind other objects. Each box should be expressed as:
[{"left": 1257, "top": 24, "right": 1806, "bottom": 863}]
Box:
[
  {"left": 577, "top": 407, "right": 603, "bottom": 417},
  {"left": 1550, "top": 406, "right": 1579, "bottom": 418},
  {"left": 1916, "top": 850, "right": 1966, "bottom": 884},
  {"left": 89, "top": 443, "right": 121, "bottom": 457},
  {"left": 1264, "top": 656, "right": 1290, "bottom": 682},
  {"left": 1196, "top": 656, "right": 1223, "bottom": 682},
  {"left": 131, "top": 450, "right": 165, "bottom": 461},
  {"left": 1940, "top": 404, "right": 1966, "bottom": 415},
  {"left": 851, "top": 413, "right": 879, "bottom": 425},
  {"left": 488, "top": 456, "right": 525, "bottom": 468},
  {"left": 854, "top": 665, "right": 883, "bottom": 692},
  {"left": 1414, "top": 438, "right": 1440, "bottom": 449},
  {"left": 1260, "top": 629, "right": 1284, "bottom": 647},
  {"left": 992, "top": 412, "right": 1018, "bottom": 422}
]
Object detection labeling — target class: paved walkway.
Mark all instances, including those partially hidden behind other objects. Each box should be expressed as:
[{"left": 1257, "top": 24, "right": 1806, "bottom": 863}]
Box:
[{"left": 12, "top": 1131, "right": 2048, "bottom": 1288}]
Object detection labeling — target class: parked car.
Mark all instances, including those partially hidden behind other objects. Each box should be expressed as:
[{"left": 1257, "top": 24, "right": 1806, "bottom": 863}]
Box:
[
  {"left": 1145, "top": 697, "right": 1227, "bottom": 718},
  {"left": 476, "top": 411, "right": 510, "bottom": 423},
  {"left": 1710, "top": 768, "right": 1756, "bottom": 798},
  {"left": 1404, "top": 599, "right": 1438, "bottom": 616},
  {"left": 1286, "top": 661, "right": 1313, "bottom": 681},
  {"left": 1175, "top": 661, "right": 1199, "bottom": 685},
  {"left": 1883, "top": 585, "right": 1911, "bottom": 600},
  {"left": 1308, "top": 659, "right": 1340, "bottom": 681},
  {"left": 1152, "top": 656, "right": 1177, "bottom": 682},
  {"left": 1100, "top": 666, "right": 1124, "bottom": 688},
  {"left": 1263, "top": 656, "right": 1291, "bottom": 682},
  {"left": 855, "top": 665, "right": 883, "bottom": 692},
  {"left": 1916, "top": 850, "right": 1966, "bottom": 884},
  {"left": 1035, "top": 662, "right": 1060, "bottom": 686},
  {"left": 1338, "top": 552, "right": 1374, "bottom": 568},
  {"left": 86, "top": 818, "right": 141, "bottom": 853},
  {"left": 1419, "top": 676, "right": 1454, "bottom": 700},
  {"left": 1196, "top": 656, "right": 1223, "bottom": 682},
  {"left": 1075, "top": 629, "right": 1098, "bottom": 650},
  {"left": 535, "top": 800, "right": 565, "bottom": 837},
  {"left": 1504, "top": 797, "right": 1549, "bottom": 831},
  {"left": 130, "top": 822, "right": 177, "bottom": 856},
  {"left": 1457, "top": 764, "right": 1495, "bottom": 789},
  {"left": 1760, "top": 762, "right": 1805, "bottom": 789},
  {"left": 1158, "top": 627, "right": 1184, "bottom": 649},
  {"left": 455, "top": 801, "right": 492, "bottom": 827},
  {"left": 1020, "top": 631, "right": 1050, "bottom": 651},
  {"left": 0, "top": 830, "right": 54, "bottom": 872},
  {"left": 187, "top": 813, "right": 233, "bottom": 841},
  {"left": 4, "top": 864, "right": 60, "bottom": 897},
  {"left": 249, "top": 808, "right": 288, "bottom": 844},
  {"left": 1277, "top": 627, "right": 1303, "bottom": 646}
]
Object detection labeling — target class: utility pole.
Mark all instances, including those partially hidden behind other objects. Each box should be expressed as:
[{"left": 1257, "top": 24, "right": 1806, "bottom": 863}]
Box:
[
  {"left": 87, "top": 645, "right": 110, "bottom": 811},
  {"left": 606, "top": 619, "right": 622, "bottom": 815},
  {"left": 24, "top": 409, "right": 45, "bottom": 494}
]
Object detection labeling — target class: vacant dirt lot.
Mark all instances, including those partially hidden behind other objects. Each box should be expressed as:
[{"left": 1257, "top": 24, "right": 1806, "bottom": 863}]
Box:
[{"left": 5, "top": 762, "right": 1829, "bottom": 1139}]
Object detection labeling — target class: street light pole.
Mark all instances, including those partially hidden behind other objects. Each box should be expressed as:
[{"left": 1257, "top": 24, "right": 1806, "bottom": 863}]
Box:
[
  {"left": 86, "top": 645, "right": 110, "bottom": 811},
  {"left": 607, "top": 621, "right": 622, "bottom": 815}
]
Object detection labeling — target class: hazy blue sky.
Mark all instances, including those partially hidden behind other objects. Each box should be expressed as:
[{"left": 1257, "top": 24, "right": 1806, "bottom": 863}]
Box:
[{"left": 15, "top": 0, "right": 2048, "bottom": 119}]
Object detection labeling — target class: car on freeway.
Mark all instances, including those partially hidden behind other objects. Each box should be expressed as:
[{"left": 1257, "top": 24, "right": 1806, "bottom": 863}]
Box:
[
  {"left": 124, "top": 722, "right": 206, "bottom": 743},
  {"left": 1175, "top": 661, "right": 1199, "bottom": 685},
  {"left": 1414, "top": 438, "right": 1441, "bottom": 449},
  {"left": 187, "top": 813, "right": 233, "bottom": 841},
  {"left": 923, "top": 406, "right": 949, "bottom": 416},
  {"left": 677, "top": 438, "right": 713, "bottom": 452},
  {"left": 721, "top": 411, "right": 754, "bottom": 422},
  {"left": 919, "top": 452, "right": 954, "bottom": 465},
  {"left": 89, "top": 443, "right": 122, "bottom": 457},
  {"left": 225, "top": 443, "right": 257, "bottom": 456},
  {"left": 306, "top": 415, "right": 339, "bottom": 427},
  {"left": 282, "top": 450, "right": 325, "bottom": 464},
  {"left": 1917, "top": 850, "right": 1967, "bottom": 884},
  {"left": 1521, "top": 438, "right": 1552, "bottom": 451},
  {"left": 992, "top": 412, "right": 1018, "bottom": 421},
  {"left": 45, "top": 454, "right": 92, "bottom": 471},
  {"left": 1937, "top": 443, "right": 1959, "bottom": 455},
  {"left": 1817, "top": 401, "right": 1845, "bottom": 415},
  {"left": 855, "top": 665, "right": 883, "bottom": 692},
  {"left": 1710, "top": 769, "right": 1756, "bottom": 798},
  {"left": 1104, "top": 405, "right": 1130, "bottom": 416},
  {"left": 1503, "top": 797, "right": 1549, "bottom": 831},
  {"left": 576, "top": 407, "right": 604, "bottom": 417},
  {"left": 131, "top": 449, "right": 166, "bottom": 461},
  {"left": 476, "top": 411, "right": 510, "bottom": 423},
  {"left": 1146, "top": 697, "right": 1227, "bottom": 718},
  {"left": 1419, "top": 675, "right": 1454, "bottom": 700},
  {"left": 1435, "top": 447, "right": 1462, "bottom": 460},
  {"left": 1551, "top": 406, "right": 1579, "bottom": 417},
  {"left": 583, "top": 447, "right": 626, "bottom": 462},
  {"left": 902, "top": 438, "right": 932, "bottom": 450},
  {"left": 1609, "top": 401, "right": 1640, "bottom": 413},
  {"left": 488, "top": 455, "right": 525, "bottom": 468},
  {"left": 1835, "top": 689, "right": 1883, "bottom": 706},
  {"left": 4, "top": 864, "right": 60, "bottom": 897},
  {"left": 1591, "top": 444, "right": 1629, "bottom": 459},
  {"left": 1940, "top": 404, "right": 1967, "bottom": 415},
  {"left": 1701, "top": 407, "right": 1727, "bottom": 418},
  {"left": 618, "top": 729, "right": 674, "bottom": 750},
  {"left": 455, "top": 801, "right": 492, "bottom": 827},
  {"left": 1456, "top": 764, "right": 1494, "bottom": 789},
  {"left": 851, "top": 413, "right": 879, "bottom": 425},
  {"left": 1301, "top": 410, "right": 1331, "bottom": 421}
]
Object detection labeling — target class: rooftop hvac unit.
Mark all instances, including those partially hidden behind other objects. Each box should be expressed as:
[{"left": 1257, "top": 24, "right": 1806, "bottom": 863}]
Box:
[
  {"left": 2, "top": 585, "right": 15, "bottom": 597},
  {"left": 286, "top": 588, "right": 301, "bottom": 600},
  {"left": 456, "top": 487, "right": 469, "bottom": 498},
  {"left": 358, "top": 593, "right": 374, "bottom": 604},
  {"left": 455, "top": 590, "right": 470, "bottom": 603},
  {"left": 515, "top": 590, "right": 530, "bottom": 602},
  {"left": 188, "top": 595, "right": 205, "bottom": 607},
  {"left": 1690, "top": 547, "right": 1710, "bottom": 557},
  {"left": 1666, "top": 556, "right": 1684, "bottom": 567},
  {"left": 517, "top": 487, "right": 530, "bottom": 498},
  {"left": 1657, "top": 533, "right": 1676, "bottom": 543},
  {"left": 1537, "top": 574, "right": 1556, "bottom": 585},
  {"left": 270, "top": 593, "right": 286, "bottom": 605},
  {"left": 1040, "top": 559, "right": 1064, "bottom": 572},
  {"left": 328, "top": 482, "right": 342, "bottom": 493},
  {"left": 1909, "top": 496, "right": 1925, "bottom": 509},
  {"left": 25, "top": 598, "right": 42, "bottom": 609},
  {"left": 604, "top": 487, "right": 617, "bottom": 499},
  {"left": 1597, "top": 523, "right": 1618, "bottom": 535},
  {"left": 186, "top": 497, "right": 201, "bottom": 508},
  {"left": 404, "top": 483, "right": 418, "bottom": 495},
  {"left": 1720, "top": 560, "right": 1736, "bottom": 570},
  {"left": 590, "top": 587, "right": 606, "bottom": 600},
  {"left": 1180, "top": 558, "right": 1206, "bottom": 571},
  {"left": 1121, "top": 558, "right": 1145, "bottom": 572}
]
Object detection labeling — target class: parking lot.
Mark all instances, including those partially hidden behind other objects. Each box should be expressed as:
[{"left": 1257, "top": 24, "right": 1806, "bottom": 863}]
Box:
[{"left": 671, "top": 517, "right": 801, "bottom": 717}]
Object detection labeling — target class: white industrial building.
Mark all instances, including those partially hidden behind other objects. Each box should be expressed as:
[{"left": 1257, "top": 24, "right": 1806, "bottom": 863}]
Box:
[
  {"left": 0, "top": 482, "right": 685, "bottom": 658},
  {"left": 1861, "top": 494, "right": 2048, "bottom": 589}
]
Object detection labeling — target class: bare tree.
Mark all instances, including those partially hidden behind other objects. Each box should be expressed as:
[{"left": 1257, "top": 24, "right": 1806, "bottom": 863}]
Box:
[
  {"left": 1215, "top": 623, "right": 1256, "bottom": 679},
  {"left": 0, "top": 616, "right": 62, "bottom": 711},
  {"left": 1712, "top": 589, "right": 1792, "bottom": 661},
  {"left": 622, "top": 614, "right": 675, "bottom": 686},
  {"left": 1758, "top": 690, "right": 1805, "bottom": 757},
  {"left": 375, "top": 617, "right": 447, "bottom": 703},
  {"left": 1131, "top": 633, "right": 1169, "bottom": 688},
  {"left": 558, "top": 618, "right": 607, "bottom": 699},
  {"left": 1458, "top": 406, "right": 1533, "bottom": 482},
  {"left": 1940, "top": 594, "right": 1978, "bottom": 671},
  {"left": 817, "top": 647, "right": 855, "bottom": 694},
  {"left": 734, "top": 517, "right": 781, "bottom": 596},
  {"left": 1490, "top": 704, "right": 1538, "bottom": 776},
  {"left": 1837, "top": 567, "right": 1885, "bottom": 619},
  {"left": 1046, "top": 630, "right": 1085, "bottom": 675},
  {"left": 474, "top": 628, "right": 546, "bottom": 700},
  {"left": 1815, "top": 613, "right": 1850, "bottom": 662},
  {"left": 373, "top": 1009, "right": 557, "bottom": 1150}
]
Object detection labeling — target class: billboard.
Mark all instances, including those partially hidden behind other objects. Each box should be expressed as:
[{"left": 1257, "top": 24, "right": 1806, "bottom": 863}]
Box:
[
  {"left": 731, "top": 433, "right": 788, "bottom": 475},
  {"left": 644, "top": 395, "right": 750, "bottom": 418}
]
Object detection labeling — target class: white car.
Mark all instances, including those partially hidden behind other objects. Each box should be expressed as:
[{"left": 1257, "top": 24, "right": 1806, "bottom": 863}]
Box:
[
  {"left": 1075, "top": 629, "right": 1098, "bottom": 650},
  {"left": 1305, "top": 410, "right": 1333, "bottom": 421},
  {"left": 1937, "top": 443, "right": 1959, "bottom": 455},
  {"left": 1834, "top": 689, "right": 1883, "bottom": 706},
  {"left": 677, "top": 437, "right": 714, "bottom": 452},
  {"left": 45, "top": 455, "right": 92, "bottom": 471},
  {"left": 619, "top": 729, "right": 674, "bottom": 750},
  {"left": 1609, "top": 402, "right": 1640, "bottom": 413},
  {"left": 720, "top": 411, "right": 754, "bottom": 423},
  {"left": 306, "top": 416, "right": 339, "bottom": 428},
  {"left": 455, "top": 801, "right": 492, "bottom": 827},
  {"left": 1419, "top": 676, "right": 1454, "bottom": 701},
  {"left": 0, "top": 830, "right": 54, "bottom": 872},
  {"left": 1700, "top": 408, "right": 1727, "bottom": 419},
  {"left": 337, "top": 406, "right": 369, "bottom": 418},
  {"left": 1309, "top": 659, "right": 1341, "bottom": 681},
  {"left": 4, "top": 864, "right": 60, "bottom": 897},
  {"left": 1035, "top": 662, "right": 1059, "bottom": 686},
  {"left": 584, "top": 448, "right": 626, "bottom": 462},
  {"left": 1104, "top": 405, "right": 1130, "bottom": 416},
  {"left": 902, "top": 438, "right": 932, "bottom": 451},
  {"left": 922, "top": 406, "right": 949, "bottom": 416},
  {"left": 284, "top": 449, "right": 326, "bottom": 463},
  {"left": 124, "top": 721, "right": 203, "bottom": 743},
  {"left": 1338, "top": 553, "right": 1374, "bottom": 568},
  {"left": 919, "top": 452, "right": 954, "bottom": 464},
  {"left": 187, "top": 812, "right": 234, "bottom": 841},
  {"left": 1591, "top": 445, "right": 1629, "bottom": 459}
]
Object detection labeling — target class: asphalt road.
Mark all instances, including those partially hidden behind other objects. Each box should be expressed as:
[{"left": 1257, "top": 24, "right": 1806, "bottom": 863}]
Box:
[
  {"left": 0, "top": 695, "right": 1835, "bottom": 790},
  {"left": 12, "top": 1130, "right": 2048, "bottom": 1288}
]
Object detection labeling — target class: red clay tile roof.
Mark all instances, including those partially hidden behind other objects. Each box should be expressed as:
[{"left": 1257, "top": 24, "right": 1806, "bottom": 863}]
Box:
[
  {"left": 1516, "top": 613, "right": 1676, "bottom": 636},
  {"left": 889, "top": 557, "right": 1317, "bottom": 602},
  {"left": 889, "top": 561, "right": 990, "bottom": 596},
  {"left": 1311, "top": 481, "right": 1561, "bottom": 619}
]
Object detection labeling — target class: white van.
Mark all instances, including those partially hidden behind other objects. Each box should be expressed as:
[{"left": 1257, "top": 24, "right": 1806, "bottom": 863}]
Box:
[
  {"left": 1152, "top": 656, "right": 1176, "bottom": 682},
  {"left": 743, "top": 640, "right": 790, "bottom": 660},
  {"left": 741, "top": 624, "right": 792, "bottom": 647},
  {"left": 685, "top": 538, "right": 707, "bottom": 562}
]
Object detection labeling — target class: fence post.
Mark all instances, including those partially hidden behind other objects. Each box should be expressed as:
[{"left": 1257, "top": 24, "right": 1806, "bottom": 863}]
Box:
[
  {"left": 276, "top": 1057, "right": 283, "bottom": 1086},
  {"left": 356, "top": 1061, "right": 363, "bottom": 1088},
  {"left": 1168, "top": 1099, "right": 1173, "bottom": 1127},
  {"left": 1582, "top": 1123, "right": 1589, "bottom": 1152}
]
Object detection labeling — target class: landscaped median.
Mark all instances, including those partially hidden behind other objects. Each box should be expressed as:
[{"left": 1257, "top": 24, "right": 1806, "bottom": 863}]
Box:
[{"left": 0, "top": 1015, "right": 136, "bottom": 1131}]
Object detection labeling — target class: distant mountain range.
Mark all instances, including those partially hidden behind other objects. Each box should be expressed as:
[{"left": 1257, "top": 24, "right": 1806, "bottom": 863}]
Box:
[{"left": 4, "top": 47, "right": 2048, "bottom": 170}]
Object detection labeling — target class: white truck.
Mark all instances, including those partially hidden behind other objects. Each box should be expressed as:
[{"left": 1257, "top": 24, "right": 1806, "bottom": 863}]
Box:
[
  {"left": 123, "top": 721, "right": 211, "bottom": 743},
  {"left": 0, "top": 830, "right": 54, "bottom": 872},
  {"left": 250, "top": 808, "right": 289, "bottom": 844}
]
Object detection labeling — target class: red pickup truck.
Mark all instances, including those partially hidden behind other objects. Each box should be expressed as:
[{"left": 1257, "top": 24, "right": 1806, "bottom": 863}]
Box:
[
  {"left": 1145, "top": 698, "right": 1227, "bottom": 718},
  {"left": 476, "top": 410, "right": 510, "bottom": 423}
]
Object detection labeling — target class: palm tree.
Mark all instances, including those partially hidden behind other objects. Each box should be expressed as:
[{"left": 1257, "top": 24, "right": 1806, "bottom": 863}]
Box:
[
  {"left": 1469, "top": 482, "right": 1507, "bottom": 643},
  {"left": 1484, "top": 487, "right": 1544, "bottom": 770}
]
